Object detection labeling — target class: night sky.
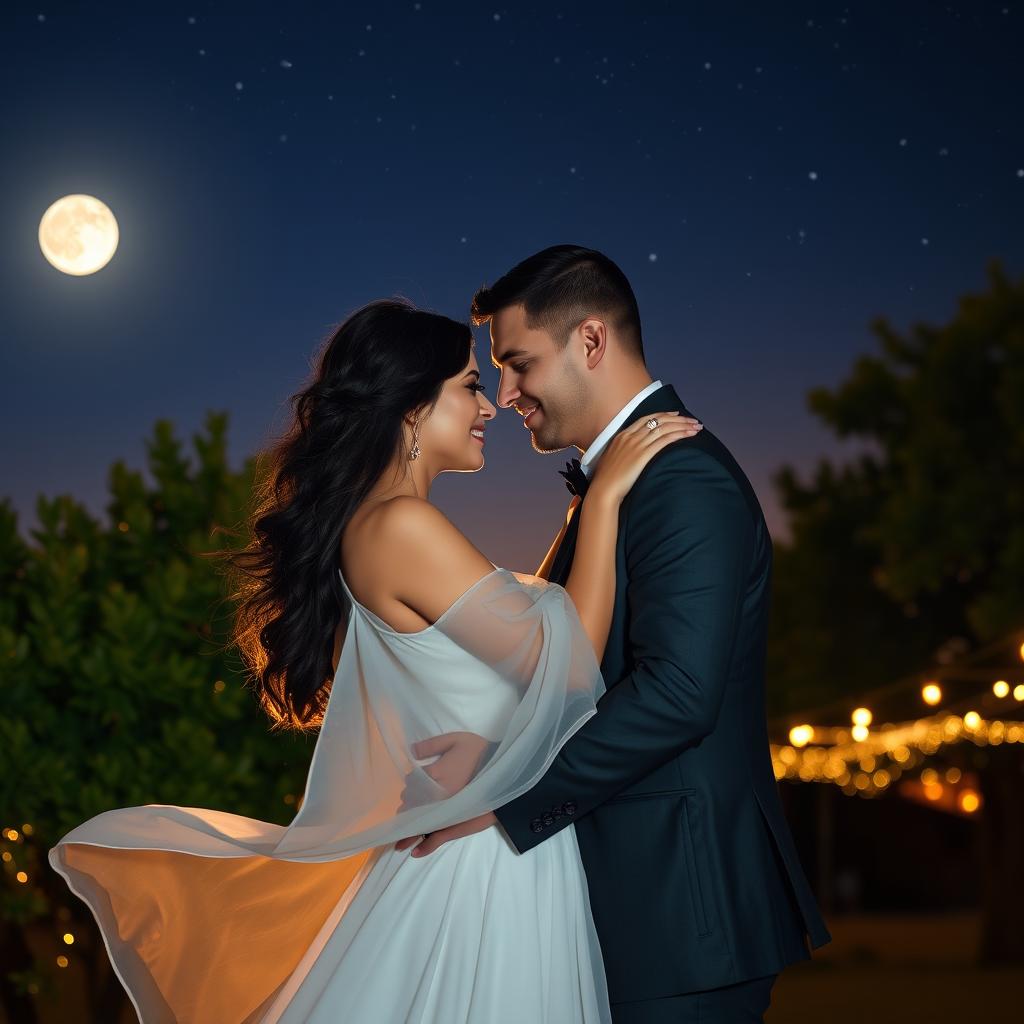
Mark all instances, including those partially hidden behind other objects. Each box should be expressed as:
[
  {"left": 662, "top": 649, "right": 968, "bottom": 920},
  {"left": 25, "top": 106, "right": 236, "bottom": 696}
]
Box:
[{"left": 2, "top": 3, "right": 1022, "bottom": 572}]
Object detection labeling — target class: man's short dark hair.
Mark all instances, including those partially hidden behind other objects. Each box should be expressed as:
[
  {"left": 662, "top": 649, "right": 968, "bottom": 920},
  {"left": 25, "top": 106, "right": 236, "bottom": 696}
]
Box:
[{"left": 471, "top": 244, "right": 645, "bottom": 362}]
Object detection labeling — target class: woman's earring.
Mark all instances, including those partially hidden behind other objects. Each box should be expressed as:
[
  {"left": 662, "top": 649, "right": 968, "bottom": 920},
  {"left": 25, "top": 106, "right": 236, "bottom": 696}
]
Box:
[{"left": 408, "top": 421, "right": 421, "bottom": 461}]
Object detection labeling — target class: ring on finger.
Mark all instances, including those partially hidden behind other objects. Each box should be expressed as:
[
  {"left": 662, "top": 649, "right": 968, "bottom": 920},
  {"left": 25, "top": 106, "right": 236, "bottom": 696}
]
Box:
[{"left": 645, "top": 417, "right": 659, "bottom": 431}]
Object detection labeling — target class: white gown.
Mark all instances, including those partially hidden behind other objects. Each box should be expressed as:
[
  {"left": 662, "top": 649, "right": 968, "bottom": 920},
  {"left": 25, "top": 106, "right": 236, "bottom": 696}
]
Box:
[{"left": 49, "top": 567, "right": 612, "bottom": 1024}]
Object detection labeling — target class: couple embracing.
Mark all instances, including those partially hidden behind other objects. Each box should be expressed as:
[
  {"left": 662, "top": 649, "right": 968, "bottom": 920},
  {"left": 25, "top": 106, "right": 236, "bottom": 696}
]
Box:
[{"left": 50, "top": 244, "right": 830, "bottom": 1023}]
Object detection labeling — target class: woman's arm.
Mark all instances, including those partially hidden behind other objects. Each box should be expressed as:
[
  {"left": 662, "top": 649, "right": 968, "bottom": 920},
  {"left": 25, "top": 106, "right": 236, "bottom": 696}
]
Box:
[
  {"left": 535, "top": 496, "right": 581, "bottom": 580},
  {"left": 558, "top": 410, "right": 702, "bottom": 664},
  {"left": 562, "top": 493, "right": 620, "bottom": 664}
]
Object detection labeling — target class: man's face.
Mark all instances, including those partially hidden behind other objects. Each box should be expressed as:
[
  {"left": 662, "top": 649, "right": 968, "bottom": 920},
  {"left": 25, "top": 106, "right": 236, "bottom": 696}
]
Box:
[{"left": 489, "top": 304, "right": 589, "bottom": 454}]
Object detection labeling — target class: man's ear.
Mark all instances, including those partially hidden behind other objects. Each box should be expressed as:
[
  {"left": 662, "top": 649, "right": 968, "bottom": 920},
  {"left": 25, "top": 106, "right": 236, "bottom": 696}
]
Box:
[{"left": 580, "top": 317, "right": 608, "bottom": 369}]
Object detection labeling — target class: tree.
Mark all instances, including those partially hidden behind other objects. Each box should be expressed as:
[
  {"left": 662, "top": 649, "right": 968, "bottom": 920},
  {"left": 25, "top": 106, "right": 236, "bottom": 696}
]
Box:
[
  {"left": 0, "top": 412, "right": 314, "bottom": 1023},
  {"left": 768, "top": 260, "right": 1024, "bottom": 962}
]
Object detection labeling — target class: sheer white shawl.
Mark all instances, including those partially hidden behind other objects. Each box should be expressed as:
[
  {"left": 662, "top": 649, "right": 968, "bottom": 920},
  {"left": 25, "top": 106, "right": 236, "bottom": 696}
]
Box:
[{"left": 48, "top": 568, "right": 604, "bottom": 1023}]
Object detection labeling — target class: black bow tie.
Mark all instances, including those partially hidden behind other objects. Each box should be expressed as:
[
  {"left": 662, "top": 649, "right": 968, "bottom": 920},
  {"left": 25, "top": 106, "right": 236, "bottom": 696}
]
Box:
[{"left": 558, "top": 457, "right": 589, "bottom": 497}]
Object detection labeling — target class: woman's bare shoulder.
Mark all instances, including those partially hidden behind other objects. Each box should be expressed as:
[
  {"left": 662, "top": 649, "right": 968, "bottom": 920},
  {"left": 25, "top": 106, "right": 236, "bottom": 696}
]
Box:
[{"left": 345, "top": 496, "right": 495, "bottom": 626}]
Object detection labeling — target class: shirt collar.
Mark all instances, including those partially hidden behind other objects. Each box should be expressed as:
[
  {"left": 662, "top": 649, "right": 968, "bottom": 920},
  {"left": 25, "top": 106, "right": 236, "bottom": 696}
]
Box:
[{"left": 579, "top": 380, "right": 664, "bottom": 478}]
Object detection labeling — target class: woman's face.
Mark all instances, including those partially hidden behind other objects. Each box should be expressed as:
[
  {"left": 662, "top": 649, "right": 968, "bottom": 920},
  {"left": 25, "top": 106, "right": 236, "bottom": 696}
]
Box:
[{"left": 418, "top": 348, "right": 496, "bottom": 472}]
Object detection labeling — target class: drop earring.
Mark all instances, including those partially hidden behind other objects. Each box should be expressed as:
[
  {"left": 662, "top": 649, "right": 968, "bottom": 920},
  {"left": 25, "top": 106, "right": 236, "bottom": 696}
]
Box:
[{"left": 408, "top": 420, "right": 421, "bottom": 461}]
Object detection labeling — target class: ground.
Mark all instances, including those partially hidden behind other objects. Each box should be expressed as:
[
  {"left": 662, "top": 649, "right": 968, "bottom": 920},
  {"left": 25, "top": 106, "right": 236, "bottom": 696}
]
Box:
[{"left": 768, "top": 914, "right": 1021, "bottom": 1022}]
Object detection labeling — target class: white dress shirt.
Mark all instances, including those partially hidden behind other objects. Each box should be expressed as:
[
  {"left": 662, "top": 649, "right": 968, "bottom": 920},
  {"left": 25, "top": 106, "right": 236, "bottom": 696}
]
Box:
[{"left": 579, "top": 379, "right": 664, "bottom": 478}]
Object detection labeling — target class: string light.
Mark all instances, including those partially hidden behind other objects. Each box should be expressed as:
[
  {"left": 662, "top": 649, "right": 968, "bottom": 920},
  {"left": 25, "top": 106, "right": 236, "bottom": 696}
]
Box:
[
  {"left": 771, "top": 709, "right": 1024, "bottom": 798},
  {"left": 771, "top": 629, "right": 1024, "bottom": 803},
  {"left": 62, "top": 933, "right": 74, "bottom": 945}
]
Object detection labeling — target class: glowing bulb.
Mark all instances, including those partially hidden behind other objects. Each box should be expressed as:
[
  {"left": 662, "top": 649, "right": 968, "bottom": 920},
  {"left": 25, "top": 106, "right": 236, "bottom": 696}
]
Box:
[
  {"left": 1014, "top": 685, "right": 1024, "bottom": 702},
  {"left": 964, "top": 711, "right": 981, "bottom": 730},
  {"left": 789, "top": 724, "right": 814, "bottom": 748},
  {"left": 945, "top": 767, "right": 962, "bottom": 784},
  {"left": 851, "top": 724, "right": 869, "bottom": 742},
  {"left": 1019, "top": 641, "right": 1024, "bottom": 662},
  {"left": 852, "top": 707, "right": 873, "bottom": 727},
  {"left": 922, "top": 683, "right": 942, "bottom": 705},
  {"left": 920, "top": 768, "right": 939, "bottom": 786},
  {"left": 15, "top": 871, "right": 27, "bottom": 883},
  {"left": 924, "top": 782, "right": 944, "bottom": 801},
  {"left": 62, "top": 933, "right": 74, "bottom": 945},
  {"left": 56, "top": 955, "right": 69, "bottom": 968},
  {"left": 994, "top": 680, "right": 1010, "bottom": 698},
  {"left": 960, "top": 790, "right": 981, "bottom": 813}
]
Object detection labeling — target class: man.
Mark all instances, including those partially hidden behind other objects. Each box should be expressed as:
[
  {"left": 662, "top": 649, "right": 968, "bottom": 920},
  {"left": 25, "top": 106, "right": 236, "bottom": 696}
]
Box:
[{"left": 400, "top": 244, "right": 830, "bottom": 1021}]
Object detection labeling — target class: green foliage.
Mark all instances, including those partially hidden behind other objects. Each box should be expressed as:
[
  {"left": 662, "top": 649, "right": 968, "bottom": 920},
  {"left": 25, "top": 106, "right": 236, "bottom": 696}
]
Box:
[
  {"left": 0, "top": 411, "right": 314, "bottom": 1019},
  {"left": 768, "top": 260, "right": 1024, "bottom": 714}
]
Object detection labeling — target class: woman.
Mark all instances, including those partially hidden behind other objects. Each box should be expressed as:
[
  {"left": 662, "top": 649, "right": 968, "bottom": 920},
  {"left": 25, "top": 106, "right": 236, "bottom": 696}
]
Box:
[{"left": 48, "top": 298, "right": 700, "bottom": 1023}]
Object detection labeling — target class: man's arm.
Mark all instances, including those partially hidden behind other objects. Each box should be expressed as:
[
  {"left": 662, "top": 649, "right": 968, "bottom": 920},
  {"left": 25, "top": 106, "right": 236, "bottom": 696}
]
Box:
[{"left": 493, "top": 446, "right": 755, "bottom": 853}]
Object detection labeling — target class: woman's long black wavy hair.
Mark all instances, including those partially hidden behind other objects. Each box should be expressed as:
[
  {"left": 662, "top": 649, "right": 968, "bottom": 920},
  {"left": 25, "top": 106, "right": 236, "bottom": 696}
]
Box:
[{"left": 221, "top": 298, "right": 473, "bottom": 732}]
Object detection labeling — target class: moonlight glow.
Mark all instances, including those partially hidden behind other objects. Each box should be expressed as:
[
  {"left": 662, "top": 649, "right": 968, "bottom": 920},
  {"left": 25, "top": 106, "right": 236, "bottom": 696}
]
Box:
[{"left": 38, "top": 194, "right": 119, "bottom": 276}]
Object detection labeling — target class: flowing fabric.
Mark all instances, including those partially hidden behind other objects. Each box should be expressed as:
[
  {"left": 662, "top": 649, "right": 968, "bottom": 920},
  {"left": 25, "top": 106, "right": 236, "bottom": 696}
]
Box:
[{"left": 48, "top": 567, "right": 609, "bottom": 1023}]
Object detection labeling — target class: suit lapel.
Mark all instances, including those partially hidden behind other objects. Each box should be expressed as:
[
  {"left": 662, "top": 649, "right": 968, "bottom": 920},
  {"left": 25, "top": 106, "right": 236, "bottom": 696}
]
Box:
[{"left": 548, "top": 384, "right": 690, "bottom": 585}]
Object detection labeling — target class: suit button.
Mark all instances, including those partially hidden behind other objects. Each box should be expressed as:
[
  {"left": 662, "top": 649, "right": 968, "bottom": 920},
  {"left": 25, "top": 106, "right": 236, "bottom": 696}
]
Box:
[
  {"left": 530, "top": 819, "right": 543, "bottom": 833},
  {"left": 542, "top": 812, "right": 555, "bottom": 826},
  {"left": 564, "top": 802, "right": 577, "bottom": 816}
]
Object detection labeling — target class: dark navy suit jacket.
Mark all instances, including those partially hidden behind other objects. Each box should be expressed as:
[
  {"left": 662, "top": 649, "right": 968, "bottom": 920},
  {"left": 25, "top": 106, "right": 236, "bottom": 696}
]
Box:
[{"left": 494, "top": 383, "right": 831, "bottom": 1003}]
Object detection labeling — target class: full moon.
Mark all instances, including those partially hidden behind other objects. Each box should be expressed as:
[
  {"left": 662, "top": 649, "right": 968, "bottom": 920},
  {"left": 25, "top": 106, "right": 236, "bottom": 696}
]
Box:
[{"left": 38, "top": 194, "right": 119, "bottom": 276}]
